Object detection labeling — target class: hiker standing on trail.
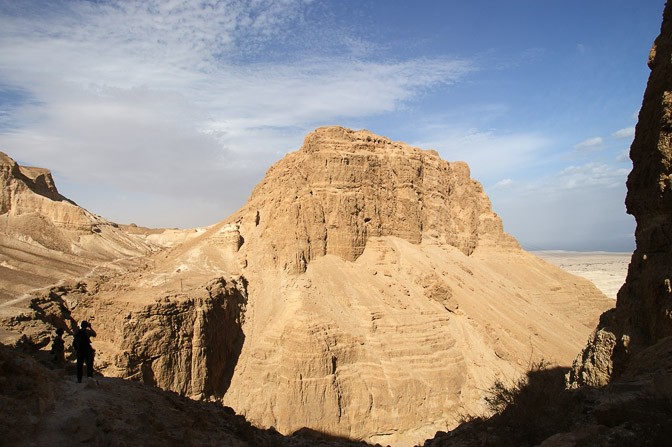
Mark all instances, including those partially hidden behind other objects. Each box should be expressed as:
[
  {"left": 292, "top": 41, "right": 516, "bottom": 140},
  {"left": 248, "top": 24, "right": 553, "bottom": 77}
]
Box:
[
  {"left": 50, "top": 328, "right": 65, "bottom": 367},
  {"left": 73, "top": 320, "right": 96, "bottom": 383}
]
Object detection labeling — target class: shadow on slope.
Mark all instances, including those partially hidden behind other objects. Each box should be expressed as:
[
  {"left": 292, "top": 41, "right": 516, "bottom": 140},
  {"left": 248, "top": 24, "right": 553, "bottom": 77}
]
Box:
[
  {"left": 0, "top": 342, "right": 373, "bottom": 447},
  {"left": 424, "top": 354, "right": 672, "bottom": 447}
]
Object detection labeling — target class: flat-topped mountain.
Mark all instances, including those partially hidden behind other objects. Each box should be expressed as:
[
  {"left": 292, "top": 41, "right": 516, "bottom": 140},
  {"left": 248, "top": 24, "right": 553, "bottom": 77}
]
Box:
[
  {"left": 244, "top": 126, "right": 519, "bottom": 273},
  {"left": 17, "top": 127, "right": 609, "bottom": 445}
]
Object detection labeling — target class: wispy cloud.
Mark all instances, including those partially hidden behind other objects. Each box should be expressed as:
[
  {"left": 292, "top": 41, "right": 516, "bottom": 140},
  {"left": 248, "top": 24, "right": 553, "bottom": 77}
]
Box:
[
  {"left": 492, "top": 178, "right": 516, "bottom": 190},
  {"left": 0, "top": 0, "right": 475, "bottom": 225},
  {"left": 611, "top": 126, "right": 635, "bottom": 140},
  {"left": 555, "top": 162, "right": 630, "bottom": 190},
  {"left": 413, "top": 127, "right": 550, "bottom": 183},
  {"left": 573, "top": 136, "right": 604, "bottom": 152}
]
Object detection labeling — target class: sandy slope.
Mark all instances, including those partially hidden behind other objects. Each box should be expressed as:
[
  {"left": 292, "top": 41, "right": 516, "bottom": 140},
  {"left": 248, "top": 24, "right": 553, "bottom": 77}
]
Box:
[{"left": 219, "top": 236, "right": 613, "bottom": 445}]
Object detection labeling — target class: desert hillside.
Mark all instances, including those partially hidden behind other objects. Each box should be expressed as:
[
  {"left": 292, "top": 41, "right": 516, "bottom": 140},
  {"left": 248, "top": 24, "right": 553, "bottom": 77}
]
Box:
[
  {"left": 0, "top": 127, "right": 615, "bottom": 446},
  {"left": 0, "top": 151, "right": 212, "bottom": 312},
  {"left": 0, "top": 152, "right": 161, "bottom": 316}
]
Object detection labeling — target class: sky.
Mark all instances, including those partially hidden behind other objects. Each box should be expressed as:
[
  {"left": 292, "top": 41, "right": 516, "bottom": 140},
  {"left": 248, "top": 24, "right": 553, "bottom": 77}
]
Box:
[{"left": 0, "top": 0, "right": 665, "bottom": 252}]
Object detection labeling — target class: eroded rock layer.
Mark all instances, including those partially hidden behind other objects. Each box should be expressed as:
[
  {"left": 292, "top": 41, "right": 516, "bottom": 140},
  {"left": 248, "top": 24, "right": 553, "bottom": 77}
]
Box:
[
  {"left": 1, "top": 130, "right": 614, "bottom": 446},
  {"left": 246, "top": 127, "right": 519, "bottom": 273},
  {"left": 0, "top": 152, "right": 154, "bottom": 302}
]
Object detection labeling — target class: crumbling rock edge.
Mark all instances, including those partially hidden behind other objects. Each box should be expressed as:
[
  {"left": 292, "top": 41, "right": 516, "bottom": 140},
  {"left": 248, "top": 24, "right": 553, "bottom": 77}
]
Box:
[{"left": 1, "top": 275, "right": 249, "bottom": 402}]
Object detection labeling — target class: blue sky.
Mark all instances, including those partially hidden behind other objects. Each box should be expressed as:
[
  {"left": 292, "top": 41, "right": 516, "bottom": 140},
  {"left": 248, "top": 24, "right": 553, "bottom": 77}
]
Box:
[{"left": 0, "top": 0, "right": 665, "bottom": 251}]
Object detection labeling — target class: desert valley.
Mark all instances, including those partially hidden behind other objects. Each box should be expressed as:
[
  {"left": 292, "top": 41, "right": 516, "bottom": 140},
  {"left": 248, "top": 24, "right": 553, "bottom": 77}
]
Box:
[
  {"left": 2, "top": 3, "right": 672, "bottom": 447},
  {"left": 0, "top": 126, "right": 616, "bottom": 445}
]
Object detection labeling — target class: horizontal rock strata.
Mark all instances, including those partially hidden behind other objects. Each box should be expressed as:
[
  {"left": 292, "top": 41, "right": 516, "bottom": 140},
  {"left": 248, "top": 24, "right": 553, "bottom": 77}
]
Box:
[
  {"left": 0, "top": 129, "right": 615, "bottom": 446},
  {"left": 0, "top": 152, "right": 154, "bottom": 302},
  {"left": 246, "top": 127, "right": 518, "bottom": 273}
]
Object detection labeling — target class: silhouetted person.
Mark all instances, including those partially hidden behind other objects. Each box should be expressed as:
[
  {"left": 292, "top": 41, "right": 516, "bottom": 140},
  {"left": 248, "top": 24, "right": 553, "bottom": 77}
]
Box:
[
  {"left": 73, "top": 321, "right": 96, "bottom": 382},
  {"left": 50, "top": 328, "right": 65, "bottom": 367}
]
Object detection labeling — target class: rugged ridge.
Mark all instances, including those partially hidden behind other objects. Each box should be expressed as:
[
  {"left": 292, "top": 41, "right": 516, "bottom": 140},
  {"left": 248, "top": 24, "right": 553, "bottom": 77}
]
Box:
[
  {"left": 247, "top": 127, "right": 518, "bottom": 273},
  {"left": 1, "top": 132, "right": 614, "bottom": 446},
  {"left": 0, "top": 152, "right": 154, "bottom": 303},
  {"left": 568, "top": 2, "right": 672, "bottom": 387}
]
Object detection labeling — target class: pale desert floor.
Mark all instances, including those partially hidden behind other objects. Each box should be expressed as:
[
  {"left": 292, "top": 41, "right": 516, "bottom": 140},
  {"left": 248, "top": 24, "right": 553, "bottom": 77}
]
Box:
[{"left": 534, "top": 251, "right": 632, "bottom": 300}]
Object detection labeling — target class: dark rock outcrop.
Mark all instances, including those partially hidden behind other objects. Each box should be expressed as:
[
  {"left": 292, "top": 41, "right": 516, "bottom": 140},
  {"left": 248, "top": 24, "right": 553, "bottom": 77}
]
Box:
[{"left": 568, "top": 1, "right": 672, "bottom": 387}]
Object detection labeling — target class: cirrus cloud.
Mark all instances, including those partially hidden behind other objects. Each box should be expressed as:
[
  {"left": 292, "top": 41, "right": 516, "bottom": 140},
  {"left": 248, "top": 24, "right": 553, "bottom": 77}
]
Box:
[
  {"left": 573, "top": 136, "right": 604, "bottom": 152},
  {"left": 611, "top": 126, "right": 635, "bottom": 140},
  {"left": 0, "top": 0, "right": 475, "bottom": 226}
]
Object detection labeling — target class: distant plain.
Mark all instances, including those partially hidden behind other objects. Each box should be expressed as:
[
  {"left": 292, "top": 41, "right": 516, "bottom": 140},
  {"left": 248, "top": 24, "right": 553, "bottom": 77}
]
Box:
[{"left": 534, "top": 251, "right": 632, "bottom": 300}]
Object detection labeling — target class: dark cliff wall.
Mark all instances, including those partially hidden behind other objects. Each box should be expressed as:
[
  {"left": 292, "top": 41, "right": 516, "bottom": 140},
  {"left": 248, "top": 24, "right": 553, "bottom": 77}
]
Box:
[{"left": 569, "top": 1, "right": 672, "bottom": 386}]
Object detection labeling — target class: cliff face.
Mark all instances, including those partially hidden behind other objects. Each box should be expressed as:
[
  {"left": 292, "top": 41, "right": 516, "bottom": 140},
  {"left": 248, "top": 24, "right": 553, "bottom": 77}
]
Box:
[
  {"left": 75, "top": 276, "right": 248, "bottom": 399},
  {"left": 569, "top": 3, "right": 672, "bottom": 387},
  {"left": 1, "top": 131, "right": 613, "bottom": 446},
  {"left": 148, "top": 127, "right": 610, "bottom": 445},
  {"left": 0, "top": 152, "right": 154, "bottom": 302},
  {"left": 1, "top": 151, "right": 102, "bottom": 235},
  {"left": 0, "top": 152, "right": 67, "bottom": 213},
  {"left": 246, "top": 127, "right": 518, "bottom": 273}
]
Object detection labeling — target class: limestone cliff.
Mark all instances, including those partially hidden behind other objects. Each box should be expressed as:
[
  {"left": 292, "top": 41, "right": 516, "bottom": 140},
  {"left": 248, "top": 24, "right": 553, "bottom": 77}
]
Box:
[
  {"left": 245, "top": 127, "right": 518, "bottom": 273},
  {"left": 1, "top": 131, "right": 614, "bottom": 446},
  {"left": 142, "top": 127, "right": 611, "bottom": 445},
  {"left": 0, "top": 151, "right": 69, "bottom": 212},
  {"left": 1, "top": 151, "right": 112, "bottom": 236},
  {"left": 0, "top": 152, "right": 154, "bottom": 302},
  {"left": 568, "top": 3, "right": 672, "bottom": 387}
]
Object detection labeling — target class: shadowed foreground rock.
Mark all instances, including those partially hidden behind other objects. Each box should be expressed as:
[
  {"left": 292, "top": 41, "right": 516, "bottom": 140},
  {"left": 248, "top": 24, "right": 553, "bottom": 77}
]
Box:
[{"left": 0, "top": 343, "right": 370, "bottom": 447}]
